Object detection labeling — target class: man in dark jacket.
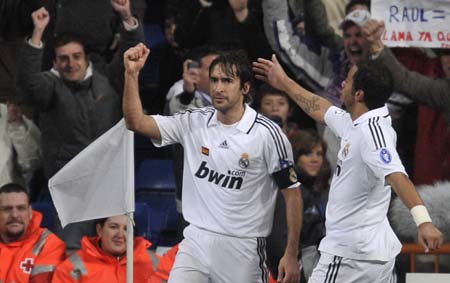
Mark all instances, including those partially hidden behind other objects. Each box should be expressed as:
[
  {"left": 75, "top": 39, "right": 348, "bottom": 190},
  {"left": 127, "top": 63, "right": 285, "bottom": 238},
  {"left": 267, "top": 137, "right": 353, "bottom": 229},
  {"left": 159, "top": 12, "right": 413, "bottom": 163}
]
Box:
[
  {"left": 16, "top": 1, "right": 144, "bottom": 250},
  {"left": 17, "top": 1, "right": 143, "bottom": 180}
]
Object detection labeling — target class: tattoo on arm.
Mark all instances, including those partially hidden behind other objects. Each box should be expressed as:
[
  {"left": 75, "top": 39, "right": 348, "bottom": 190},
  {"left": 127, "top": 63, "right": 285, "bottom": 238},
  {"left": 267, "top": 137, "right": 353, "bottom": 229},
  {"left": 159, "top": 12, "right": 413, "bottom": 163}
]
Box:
[{"left": 293, "top": 93, "right": 321, "bottom": 115}]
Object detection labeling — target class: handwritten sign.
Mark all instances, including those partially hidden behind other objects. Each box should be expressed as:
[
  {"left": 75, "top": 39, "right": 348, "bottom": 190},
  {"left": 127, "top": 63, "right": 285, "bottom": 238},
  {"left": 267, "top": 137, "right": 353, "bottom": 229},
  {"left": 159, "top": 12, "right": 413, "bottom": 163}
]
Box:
[{"left": 371, "top": 0, "right": 450, "bottom": 48}]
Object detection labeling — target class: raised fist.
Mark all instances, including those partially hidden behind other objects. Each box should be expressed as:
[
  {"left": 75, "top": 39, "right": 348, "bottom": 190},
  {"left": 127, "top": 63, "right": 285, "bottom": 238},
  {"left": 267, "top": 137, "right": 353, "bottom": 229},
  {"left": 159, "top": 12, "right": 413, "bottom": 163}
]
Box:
[
  {"left": 31, "top": 7, "right": 50, "bottom": 31},
  {"left": 124, "top": 43, "right": 151, "bottom": 74}
]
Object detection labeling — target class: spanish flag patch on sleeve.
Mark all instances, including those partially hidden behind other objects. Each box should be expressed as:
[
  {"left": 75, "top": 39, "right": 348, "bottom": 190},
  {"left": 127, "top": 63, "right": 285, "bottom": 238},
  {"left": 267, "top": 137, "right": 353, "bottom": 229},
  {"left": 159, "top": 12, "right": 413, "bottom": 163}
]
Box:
[{"left": 201, "top": 146, "right": 209, "bottom": 156}]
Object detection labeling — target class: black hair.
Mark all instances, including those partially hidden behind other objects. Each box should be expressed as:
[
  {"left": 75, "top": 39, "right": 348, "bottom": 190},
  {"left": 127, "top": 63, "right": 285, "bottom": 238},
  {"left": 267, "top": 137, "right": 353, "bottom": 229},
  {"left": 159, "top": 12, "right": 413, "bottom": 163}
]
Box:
[
  {"left": 353, "top": 60, "right": 393, "bottom": 110},
  {"left": 95, "top": 215, "right": 139, "bottom": 236},
  {"left": 54, "top": 33, "right": 87, "bottom": 53},
  {"left": 209, "top": 49, "right": 254, "bottom": 103},
  {"left": 345, "top": 0, "right": 371, "bottom": 15},
  {"left": 95, "top": 217, "right": 108, "bottom": 227},
  {"left": 257, "top": 83, "right": 292, "bottom": 110},
  {"left": 0, "top": 183, "right": 30, "bottom": 203},
  {"left": 185, "top": 45, "right": 221, "bottom": 68}
]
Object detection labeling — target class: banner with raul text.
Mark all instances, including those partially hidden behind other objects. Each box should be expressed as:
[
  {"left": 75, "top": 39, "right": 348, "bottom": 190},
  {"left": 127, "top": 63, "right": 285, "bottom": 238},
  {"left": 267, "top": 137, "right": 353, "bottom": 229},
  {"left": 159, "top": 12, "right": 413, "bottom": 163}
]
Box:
[{"left": 372, "top": 0, "right": 450, "bottom": 48}]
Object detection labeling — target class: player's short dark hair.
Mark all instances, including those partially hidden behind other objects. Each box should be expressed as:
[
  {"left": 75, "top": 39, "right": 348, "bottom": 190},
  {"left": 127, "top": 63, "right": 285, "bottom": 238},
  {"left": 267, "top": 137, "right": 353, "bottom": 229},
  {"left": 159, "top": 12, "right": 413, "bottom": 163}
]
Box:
[
  {"left": 345, "top": 0, "right": 371, "bottom": 15},
  {"left": 54, "top": 33, "right": 86, "bottom": 53},
  {"left": 209, "top": 49, "right": 254, "bottom": 103},
  {"left": 0, "top": 183, "right": 30, "bottom": 203},
  {"left": 353, "top": 60, "right": 393, "bottom": 110}
]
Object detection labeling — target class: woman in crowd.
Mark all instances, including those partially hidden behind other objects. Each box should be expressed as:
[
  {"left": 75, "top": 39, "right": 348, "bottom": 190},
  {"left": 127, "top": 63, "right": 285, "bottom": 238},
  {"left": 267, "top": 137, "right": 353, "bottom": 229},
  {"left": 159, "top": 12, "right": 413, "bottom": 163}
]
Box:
[
  {"left": 291, "top": 129, "right": 330, "bottom": 281},
  {"left": 52, "top": 214, "right": 177, "bottom": 283},
  {"left": 268, "top": 129, "right": 330, "bottom": 282}
]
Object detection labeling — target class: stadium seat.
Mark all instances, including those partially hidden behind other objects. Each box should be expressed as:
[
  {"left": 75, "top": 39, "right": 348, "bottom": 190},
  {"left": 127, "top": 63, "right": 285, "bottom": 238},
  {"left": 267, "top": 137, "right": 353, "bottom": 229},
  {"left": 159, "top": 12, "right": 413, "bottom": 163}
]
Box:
[
  {"left": 135, "top": 159, "right": 179, "bottom": 246},
  {"left": 134, "top": 202, "right": 151, "bottom": 239},
  {"left": 135, "top": 159, "right": 176, "bottom": 191},
  {"left": 32, "top": 202, "right": 56, "bottom": 232},
  {"left": 135, "top": 191, "right": 179, "bottom": 246}
]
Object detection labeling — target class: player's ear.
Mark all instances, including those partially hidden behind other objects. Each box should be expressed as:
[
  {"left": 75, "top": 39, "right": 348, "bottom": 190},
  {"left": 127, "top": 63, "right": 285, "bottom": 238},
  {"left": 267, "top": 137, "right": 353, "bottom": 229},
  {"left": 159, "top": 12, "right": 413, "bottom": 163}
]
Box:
[
  {"left": 241, "top": 82, "right": 250, "bottom": 95},
  {"left": 355, "top": 89, "right": 365, "bottom": 102}
]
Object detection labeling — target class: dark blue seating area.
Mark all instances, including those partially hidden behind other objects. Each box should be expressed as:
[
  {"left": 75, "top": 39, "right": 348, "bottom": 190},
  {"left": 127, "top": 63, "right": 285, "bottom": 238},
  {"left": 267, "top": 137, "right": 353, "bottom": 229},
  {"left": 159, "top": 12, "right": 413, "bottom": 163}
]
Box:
[
  {"left": 135, "top": 159, "right": 176, "bottom": 191},
  {"left": 135, "top": 159, "right": 180, "bottom": 246},
  {"left": 32, "top": 202, "right": 56, "bottom": 231}
]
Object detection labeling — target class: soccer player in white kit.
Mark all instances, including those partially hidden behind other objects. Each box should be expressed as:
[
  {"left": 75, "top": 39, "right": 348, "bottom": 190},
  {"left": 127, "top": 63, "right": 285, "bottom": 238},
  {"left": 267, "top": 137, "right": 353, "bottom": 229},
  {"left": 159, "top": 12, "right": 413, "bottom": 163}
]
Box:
[
  {"left": 122, "top": 43, "right": 303, "bottom": 283},
  {"left": 253, "top": 56, "right": 444, "bottom": 282}
]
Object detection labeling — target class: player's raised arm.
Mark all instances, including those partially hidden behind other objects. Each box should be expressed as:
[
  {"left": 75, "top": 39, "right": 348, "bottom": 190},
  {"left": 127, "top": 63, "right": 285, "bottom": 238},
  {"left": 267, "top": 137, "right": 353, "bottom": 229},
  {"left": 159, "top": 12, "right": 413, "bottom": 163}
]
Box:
[
  {"left": 253, "top": 54, "right": 332, "bottom": 124},
  {"left": 123, "top": 43, "right": 161, "bottom": 140}
]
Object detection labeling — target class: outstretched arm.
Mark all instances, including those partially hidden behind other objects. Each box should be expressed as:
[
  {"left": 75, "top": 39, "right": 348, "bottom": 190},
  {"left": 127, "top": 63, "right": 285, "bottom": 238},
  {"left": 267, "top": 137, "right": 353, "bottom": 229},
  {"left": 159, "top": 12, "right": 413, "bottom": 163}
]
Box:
[
  {"left": 387, "top": 172, "right": 444, "bottom": 252},
  {"left": 253, "top": 54, "right": 332, "bottom": 124},
  {"left": 122, "top": 43, "right": 161, "bottom": 140}
]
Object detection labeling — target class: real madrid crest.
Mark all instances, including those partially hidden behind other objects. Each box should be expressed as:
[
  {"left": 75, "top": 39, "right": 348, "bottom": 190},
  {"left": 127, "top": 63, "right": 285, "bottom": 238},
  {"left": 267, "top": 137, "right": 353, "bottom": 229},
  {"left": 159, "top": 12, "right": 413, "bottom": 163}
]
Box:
[
  {"left": 239, "top": 153, "right": 250, "bottom": 169},
  {"left": 289, "top": 168, "right": 298, "bottom": 183},
  {"left": 342, "top": 142, "right": 351, "bottom": 158}
]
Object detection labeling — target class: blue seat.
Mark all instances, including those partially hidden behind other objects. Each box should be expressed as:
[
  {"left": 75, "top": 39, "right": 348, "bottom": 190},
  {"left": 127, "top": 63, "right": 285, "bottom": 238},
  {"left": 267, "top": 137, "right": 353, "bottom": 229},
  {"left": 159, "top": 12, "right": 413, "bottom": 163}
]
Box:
[
  {"left": 135, "top": 191, "right": 179, "bottom": 246},
  {"left": 135, "top": 159, "right": 176, "bottom": 191},
  {"left": 32, "top": 202, "right": 56, "bottom": 232},
  {"left": 134, "top": 202, "right": 151, "bottom": 239},
  {"left": 135, "top": 159, "right": 179, "bottom": 246}
]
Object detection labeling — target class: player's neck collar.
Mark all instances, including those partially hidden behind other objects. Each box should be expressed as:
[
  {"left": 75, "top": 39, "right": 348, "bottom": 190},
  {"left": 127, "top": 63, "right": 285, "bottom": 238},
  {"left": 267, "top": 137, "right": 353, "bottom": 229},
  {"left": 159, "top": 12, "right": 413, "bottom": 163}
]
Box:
[{"left": 207, "top": 104, "right": 257, "bottom": 134}]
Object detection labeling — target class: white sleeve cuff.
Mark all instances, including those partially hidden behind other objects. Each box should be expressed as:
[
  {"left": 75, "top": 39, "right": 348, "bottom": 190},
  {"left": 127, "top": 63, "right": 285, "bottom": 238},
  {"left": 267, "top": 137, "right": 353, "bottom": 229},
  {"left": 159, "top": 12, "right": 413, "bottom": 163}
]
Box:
[
  {"left": 123, "top": 17, "right": 139, "bottom": 31},
  {"left": 27, "top": 39, "right": 44, "bottom": 49}
]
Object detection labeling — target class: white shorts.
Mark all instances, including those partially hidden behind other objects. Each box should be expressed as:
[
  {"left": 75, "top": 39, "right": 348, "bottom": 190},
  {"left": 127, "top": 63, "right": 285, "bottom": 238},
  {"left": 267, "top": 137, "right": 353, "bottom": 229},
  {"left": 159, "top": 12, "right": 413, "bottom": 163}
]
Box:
[
  {"left": 168, "top": 225, "right": 269, "bottom": 283},
  {"left": 308, "top": 252, "right": 397, "bottom": 283}
]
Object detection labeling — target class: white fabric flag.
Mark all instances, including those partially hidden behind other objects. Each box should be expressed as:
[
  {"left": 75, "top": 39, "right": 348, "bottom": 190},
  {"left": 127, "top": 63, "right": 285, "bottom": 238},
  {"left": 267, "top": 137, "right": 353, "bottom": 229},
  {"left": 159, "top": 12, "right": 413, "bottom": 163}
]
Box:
[{"left": 49, "top": 119, "right": 135, "bottom": 228}]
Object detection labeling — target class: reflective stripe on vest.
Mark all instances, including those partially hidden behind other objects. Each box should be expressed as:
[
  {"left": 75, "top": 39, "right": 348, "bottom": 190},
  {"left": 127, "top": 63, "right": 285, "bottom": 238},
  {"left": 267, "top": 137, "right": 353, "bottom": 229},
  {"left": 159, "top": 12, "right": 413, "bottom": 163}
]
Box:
[
  {"left": 147, "top": 250, "right": 160, "bottom": 271},
  {"left": 30, "top": 264, "right": 56, "bottom": 276},
  {"left": 32, "top": 230, "right": 52, "bottom": 255},
  {"left": 68, "top": 253, "right": 88, "bottom": 280}
]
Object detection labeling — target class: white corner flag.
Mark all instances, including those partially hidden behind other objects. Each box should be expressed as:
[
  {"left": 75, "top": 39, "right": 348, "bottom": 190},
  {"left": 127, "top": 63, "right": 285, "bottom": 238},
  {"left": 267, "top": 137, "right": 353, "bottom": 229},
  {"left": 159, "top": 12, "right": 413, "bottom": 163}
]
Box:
[{"left": 49, "top": 119, "right": 135, "bottom": 228}]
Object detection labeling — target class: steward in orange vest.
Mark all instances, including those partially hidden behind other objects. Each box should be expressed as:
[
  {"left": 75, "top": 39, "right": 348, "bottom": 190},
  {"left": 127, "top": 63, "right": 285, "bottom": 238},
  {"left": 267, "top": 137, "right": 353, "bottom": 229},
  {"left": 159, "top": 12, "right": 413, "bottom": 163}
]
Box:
[
  {"left": 52, "top": 215, "right": 178, "bottom": 282},
  {"left": 0, "top": 183, "right": 66, "bottom": 283}
]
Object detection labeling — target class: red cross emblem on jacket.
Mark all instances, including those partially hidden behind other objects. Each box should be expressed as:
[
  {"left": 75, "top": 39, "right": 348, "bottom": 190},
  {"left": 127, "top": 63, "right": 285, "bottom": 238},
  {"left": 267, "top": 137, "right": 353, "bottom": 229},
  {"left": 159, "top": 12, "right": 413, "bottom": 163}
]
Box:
[{"left": 20, "top": 258, "right": 34, "bottom": 274}]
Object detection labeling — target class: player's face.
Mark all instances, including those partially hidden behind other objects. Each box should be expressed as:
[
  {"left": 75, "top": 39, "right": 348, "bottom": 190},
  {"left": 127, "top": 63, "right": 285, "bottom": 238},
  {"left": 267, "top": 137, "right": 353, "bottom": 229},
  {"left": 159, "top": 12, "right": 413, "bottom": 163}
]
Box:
[
  {"left": 341, "top": 65, "right": 358, "bottom": 111},
  {"left": 54, "top": 42, "right": 88, "bottom": 82},
  {"left": 210, "top": 64, "right": 247, "bottom": 115},
  {"left": 297, "top": 144, "right": 324, "bottom": 177},
  {"left": 0, "top": 192, "right": 32, "bottom": 243},
  {"left": 97, "top": 215, "right": 128, "bottom": 257},
  {"left": 343, "top": 24, "right": 370, "bottom": 66},
  {"left": 260, "top": 94, "right": 290, "bottom": 125}
]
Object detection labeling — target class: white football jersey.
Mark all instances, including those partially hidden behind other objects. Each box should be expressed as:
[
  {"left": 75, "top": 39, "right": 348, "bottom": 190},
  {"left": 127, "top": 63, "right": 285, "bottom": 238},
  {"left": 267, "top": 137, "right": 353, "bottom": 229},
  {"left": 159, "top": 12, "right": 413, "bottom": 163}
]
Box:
[
  {"left": 319, "top": 106, "right": 405, "bottom": 261},
  {"left": 152, "top": 105, "right": 298, "bottom": 237}
]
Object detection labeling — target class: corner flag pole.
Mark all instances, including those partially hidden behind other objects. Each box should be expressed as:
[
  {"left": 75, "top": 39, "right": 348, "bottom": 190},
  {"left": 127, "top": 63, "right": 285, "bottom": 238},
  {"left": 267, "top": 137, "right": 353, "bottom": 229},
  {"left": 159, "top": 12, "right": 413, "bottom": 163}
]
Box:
[
  {"left": 127, "top": 212, "right": 134, "bottom": 283},
  {"left": 126, "top": 128, "right": 135, "bottom": 283}
]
